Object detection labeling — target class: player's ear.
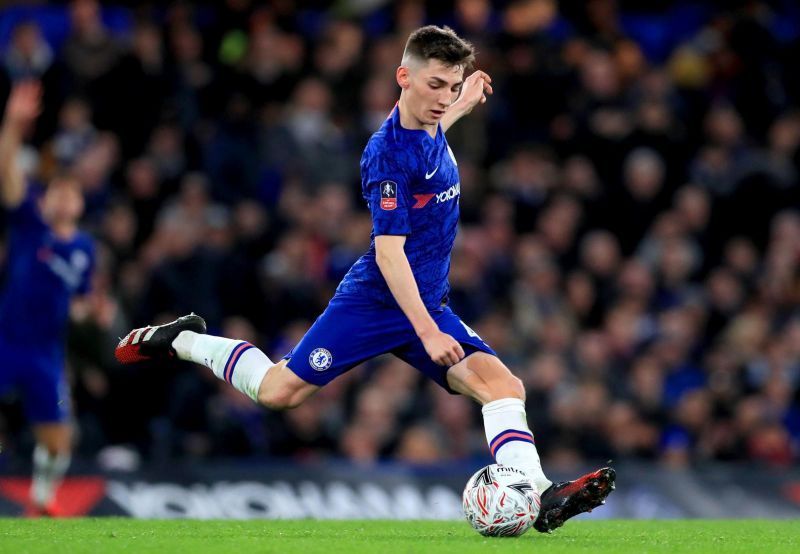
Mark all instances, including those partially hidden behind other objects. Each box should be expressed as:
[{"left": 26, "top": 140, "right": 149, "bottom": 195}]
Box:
[{"left": 397, "top": 66, "right": 410, "bottom": 90}]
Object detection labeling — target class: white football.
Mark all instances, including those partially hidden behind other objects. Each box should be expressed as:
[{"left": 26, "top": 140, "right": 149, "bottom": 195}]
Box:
[{"left": 462, "top": 464, "right": 541, "bottom": 537}]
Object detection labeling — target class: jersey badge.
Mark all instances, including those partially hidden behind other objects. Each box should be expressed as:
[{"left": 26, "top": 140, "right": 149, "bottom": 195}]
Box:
[
  {"left": 309, "top": 348, "right": 333, "bottom": 371},
  {"left": 379, "top": 180, "right": 397, "bottom": 210}
]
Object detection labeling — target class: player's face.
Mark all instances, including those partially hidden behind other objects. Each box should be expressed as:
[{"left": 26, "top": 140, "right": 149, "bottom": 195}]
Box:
[
  {"left": 41, "top": 178, "right": 84, "bottom": 226},
  {"left": 405, "top": 59, "right": 464, "bottom": 125}
]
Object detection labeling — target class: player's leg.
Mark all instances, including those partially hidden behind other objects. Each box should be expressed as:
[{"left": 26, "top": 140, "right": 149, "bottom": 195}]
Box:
[
  {"left": 161, "top": 328, "right": 319, "bottom": 409},
  {"left": 115, "top": 300, "right": 408, "bottom": 411},
  {"left": 30, "top": 422, "right": 71, "bottom": 512},
  {"left": 169, "top": 329, "right": 321, "bottom": 409},
  {"left": 255, "top": 359, "right": 319, "bottom": 410},
  {"left": 19, "top": 351, "right": 73, "bottom": 513},
  {"left": 393, "top": 308, "right": 552, "bottom": 490},
  {"left": 115, "top": 314, "right": 316, "bottom": 409},
  {"left": 445, "top": 351, "right": 553, "bottom": 495},
  {"left": 402, "top": 307, "right": 615, "bottom": 532},
  {"left": 447, "top": 351, "right": 615, "bottom": 532},
  {"left": 398, "top": 307, "right": 553, "bottom": 491}
]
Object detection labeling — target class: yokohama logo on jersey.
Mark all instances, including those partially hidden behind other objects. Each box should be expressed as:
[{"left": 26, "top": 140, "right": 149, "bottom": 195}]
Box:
[
  {"left": 412, "top": 182, "right": 460, "bottom": 209},
  {"left": 435, "top": 182, "right": 460, "bottom": 204}
]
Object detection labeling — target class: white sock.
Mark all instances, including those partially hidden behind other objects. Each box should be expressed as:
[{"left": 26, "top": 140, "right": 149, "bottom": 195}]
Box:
[
  {"left": 482, "top": 398, "right": 552, "bottom": 494},
  {"left": 172, "top": 331, "right": 272, "bottom": 402},
  {"left": 31, "top": 444, "right": 70, "bottom": 507}
]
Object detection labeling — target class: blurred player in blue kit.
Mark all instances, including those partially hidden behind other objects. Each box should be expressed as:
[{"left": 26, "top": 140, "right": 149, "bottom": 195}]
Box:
[
  {"left": 116, "top": 26, "right": 614, "bottom": 531},
  {"left": 0, "top": 81, "right": 95, "bottom": 514}
]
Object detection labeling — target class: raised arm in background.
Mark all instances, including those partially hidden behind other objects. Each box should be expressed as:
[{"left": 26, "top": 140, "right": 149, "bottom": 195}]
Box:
[{"left": 0, "top": 80, "right": 41, "bottom": 208}]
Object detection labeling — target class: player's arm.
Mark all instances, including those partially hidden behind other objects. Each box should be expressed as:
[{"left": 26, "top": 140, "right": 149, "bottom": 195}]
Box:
[
  {"left": 440, "top": 70, "right": 492, "bottom": 133},
  {"left": 0, "top": 80, "right": 40, "bottom": 208},
  {"left": 375, "top": 235, "right": 464, "bottom": 366}
]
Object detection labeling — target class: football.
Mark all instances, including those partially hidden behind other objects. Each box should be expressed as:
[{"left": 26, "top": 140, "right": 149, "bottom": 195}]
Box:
[{"left": 462, "top": 464, "right": 541, "bottom": 537}]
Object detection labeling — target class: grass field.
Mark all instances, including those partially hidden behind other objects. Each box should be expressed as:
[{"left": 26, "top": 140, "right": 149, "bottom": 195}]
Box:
[{"left": 1, "top": 519, "right": 797, "bottom": 553}]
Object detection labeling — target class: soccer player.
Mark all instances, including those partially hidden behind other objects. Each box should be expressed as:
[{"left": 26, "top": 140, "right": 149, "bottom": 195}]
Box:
[
  {"left": 116, "top": 26, "right": 614, "bottom": 531},
  {"left": 0, "top": 81, "right": 95, "bottom": 514}
]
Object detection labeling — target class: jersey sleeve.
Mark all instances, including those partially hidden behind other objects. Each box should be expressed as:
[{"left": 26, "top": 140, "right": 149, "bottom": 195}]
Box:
[{"left": 362, "top": 148, "right": 413, "bottom": 236}]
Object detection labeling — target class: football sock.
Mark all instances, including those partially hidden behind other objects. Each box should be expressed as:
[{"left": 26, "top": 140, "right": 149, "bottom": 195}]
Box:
[
  {"left": 482, "top": 398, "right": 552, "bottom": 494},
  {"left": 172, "top": 331, "right": 272, "bottom": 402},
  {"left": 31, "top": 444, "right": 70, "bottom": 508}
]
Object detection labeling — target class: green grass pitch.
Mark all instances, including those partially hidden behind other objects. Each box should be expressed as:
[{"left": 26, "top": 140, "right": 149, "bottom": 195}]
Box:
[{"left": 1, "top": 519, "right": 797, "bottom": 553}]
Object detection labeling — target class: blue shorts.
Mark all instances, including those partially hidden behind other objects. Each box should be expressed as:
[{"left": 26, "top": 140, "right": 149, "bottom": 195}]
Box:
[
  {"left": 0, "top": 335, "right": 70, "bottom": 423},
  {"left": 283, "top": 295, "right": 496, "bottom": 392}
]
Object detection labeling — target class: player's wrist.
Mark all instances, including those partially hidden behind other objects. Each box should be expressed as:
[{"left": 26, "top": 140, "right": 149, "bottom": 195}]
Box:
[
  {"left": 415, "top": 323, "right": 439, "bottom": 338},
  {"left": 448, "top": 100, "right": 470, "bottom": 119}
]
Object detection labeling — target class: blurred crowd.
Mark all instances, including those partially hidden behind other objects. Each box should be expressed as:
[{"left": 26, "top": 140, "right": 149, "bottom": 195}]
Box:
[{"left": 1, "top": 0, "right": 800, "bottom": 472}]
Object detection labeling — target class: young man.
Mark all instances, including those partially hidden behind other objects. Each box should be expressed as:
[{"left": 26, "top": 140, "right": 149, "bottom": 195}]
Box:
[
  {"left": 0, "top": 81, "right": 95, "bottom": 515},
  {"left": 116, "top": 26, "right": 614, "bottom": 531}
]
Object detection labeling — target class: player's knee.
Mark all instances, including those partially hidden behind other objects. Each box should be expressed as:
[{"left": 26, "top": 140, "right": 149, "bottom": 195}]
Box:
[
  {"left": 33, "top": 424, "right": 72, "bottom": 455},
  {"left": 257, "top": 387, "right": 302, "bottom": 411},
  {"left": 511, "top": 375, "right": 525, "bottom": 401},
  {"left": 487, "top": 374, "right": 525, "bottom": 403}
]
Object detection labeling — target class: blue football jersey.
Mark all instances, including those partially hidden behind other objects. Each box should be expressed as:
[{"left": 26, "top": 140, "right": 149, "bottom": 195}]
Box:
[
  {"left": 0, "top": 193, "right": 95, "bottom": 345},
  {"left": 336, "top": 105, "right": 461, "bottom": 309}
]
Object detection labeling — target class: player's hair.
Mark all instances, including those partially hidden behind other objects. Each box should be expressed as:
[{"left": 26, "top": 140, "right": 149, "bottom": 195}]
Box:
[{"left": 402, "top": 25, "right": 475, "bottom": 70}]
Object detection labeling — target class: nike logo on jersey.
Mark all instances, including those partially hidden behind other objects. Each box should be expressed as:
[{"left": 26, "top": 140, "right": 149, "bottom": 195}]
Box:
[{"left": 425, "top": 166, "right": 439, "bottom": 179}]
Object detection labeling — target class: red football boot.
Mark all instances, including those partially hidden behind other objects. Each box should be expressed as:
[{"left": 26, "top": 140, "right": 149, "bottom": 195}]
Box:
[
  {"left": 533, "top": 467, "right": 616, "bottom": 533},
  {"left": 115, "top": 313, "right": 206, "bottom": 364}
]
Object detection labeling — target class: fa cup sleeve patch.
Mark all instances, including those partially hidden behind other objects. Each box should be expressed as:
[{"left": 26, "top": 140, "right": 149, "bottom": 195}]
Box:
[{"left": 379, "top": 180, "right": 398, "bottom": 210}]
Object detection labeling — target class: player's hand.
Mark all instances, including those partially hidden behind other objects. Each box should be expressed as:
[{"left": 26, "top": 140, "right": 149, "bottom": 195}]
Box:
[
  {"left": 458, "top": 70, "right": 493, "bottom": 113},
  {"left": 3, "top": 80, "right": 42, "bottom": 128},
  {"left": 419, "top": 328, "right": 466, "bottom": 366}
]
